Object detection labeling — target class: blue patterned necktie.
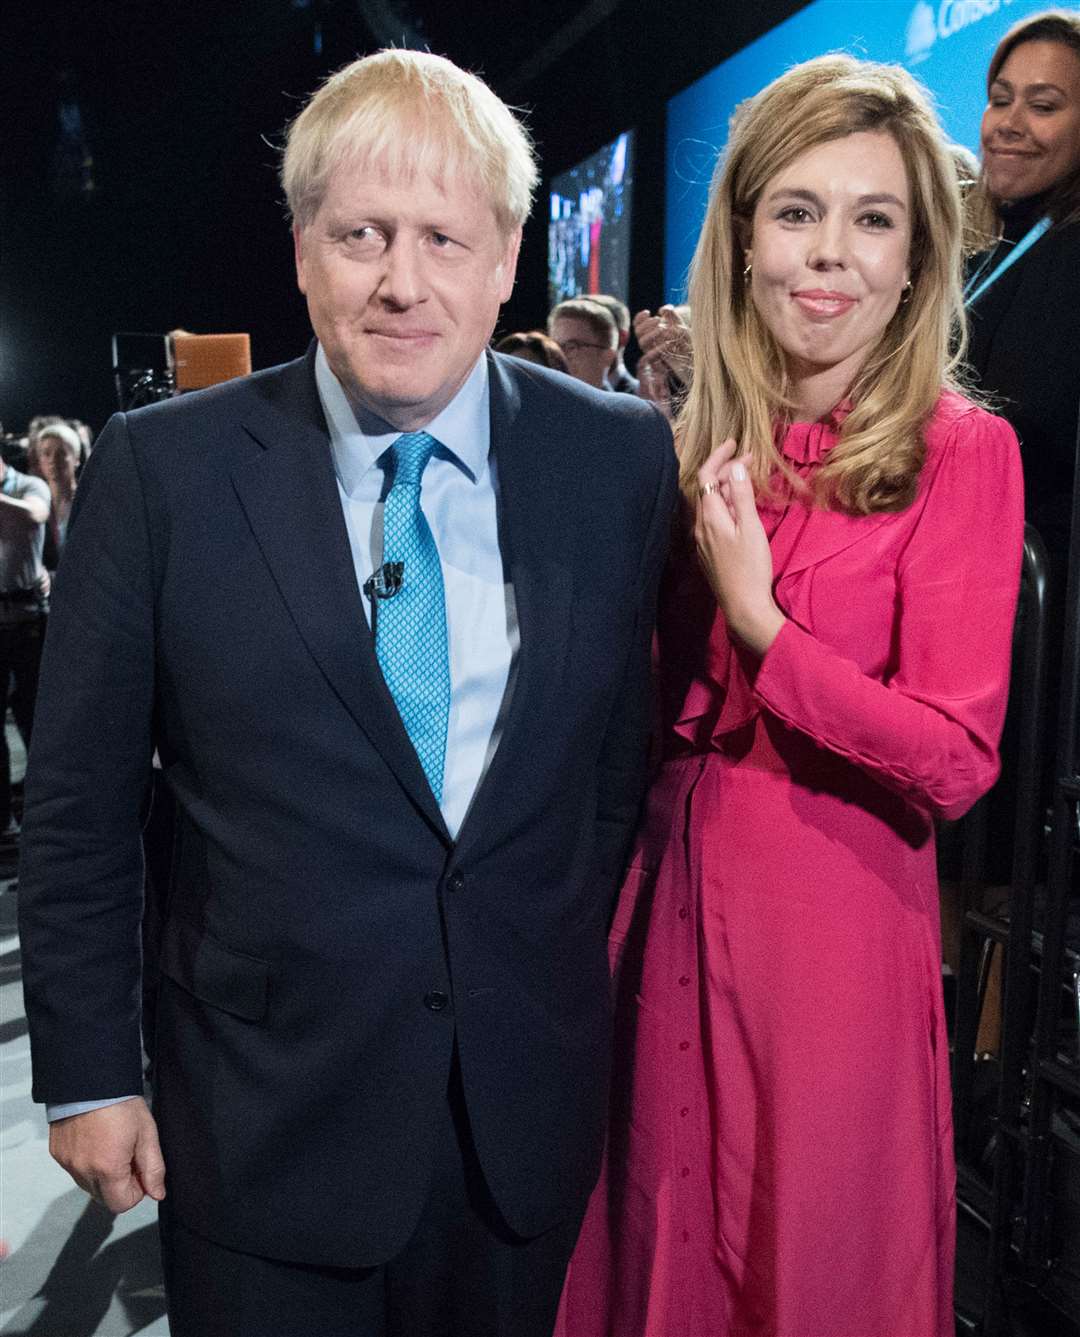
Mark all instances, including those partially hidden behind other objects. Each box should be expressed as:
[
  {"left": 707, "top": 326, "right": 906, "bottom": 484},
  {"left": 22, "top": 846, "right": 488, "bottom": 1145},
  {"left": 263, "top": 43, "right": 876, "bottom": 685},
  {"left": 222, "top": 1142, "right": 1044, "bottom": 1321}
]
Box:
[{"left": 375, "top": 431, "right": 450, "bottom": 801}]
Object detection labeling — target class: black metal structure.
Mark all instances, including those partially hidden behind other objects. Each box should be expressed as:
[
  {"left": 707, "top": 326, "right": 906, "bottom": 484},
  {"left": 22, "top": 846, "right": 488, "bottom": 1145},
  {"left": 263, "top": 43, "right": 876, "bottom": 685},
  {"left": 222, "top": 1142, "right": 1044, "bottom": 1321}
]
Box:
[
  {"left": 111, "top": 332, "right": 175, "bottom": 412},
  {"left": 953, "top": 431, "right": 1080, "bottom": 1334}
]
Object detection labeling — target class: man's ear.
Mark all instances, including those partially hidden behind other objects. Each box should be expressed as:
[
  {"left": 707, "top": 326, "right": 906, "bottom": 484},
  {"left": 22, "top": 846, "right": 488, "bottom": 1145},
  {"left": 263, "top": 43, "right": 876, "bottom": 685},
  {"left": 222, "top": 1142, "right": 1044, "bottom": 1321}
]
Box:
[
  {"left": 497, "top": 227, "right": 523, "bottom": 304},
  {"left": 293, "top": 223, "right": 308, "bottom": 295}
]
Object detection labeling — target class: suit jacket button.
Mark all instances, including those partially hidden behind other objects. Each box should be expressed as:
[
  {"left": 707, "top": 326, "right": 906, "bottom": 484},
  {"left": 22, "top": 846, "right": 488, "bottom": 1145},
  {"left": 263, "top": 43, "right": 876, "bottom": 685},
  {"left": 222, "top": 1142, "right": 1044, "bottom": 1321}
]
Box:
[
  {"left": 447, "top": 870, "right": 465, "bottom": 894},
  {"left": 424, "top": 991, "right": 450, "bottom": 1012}
]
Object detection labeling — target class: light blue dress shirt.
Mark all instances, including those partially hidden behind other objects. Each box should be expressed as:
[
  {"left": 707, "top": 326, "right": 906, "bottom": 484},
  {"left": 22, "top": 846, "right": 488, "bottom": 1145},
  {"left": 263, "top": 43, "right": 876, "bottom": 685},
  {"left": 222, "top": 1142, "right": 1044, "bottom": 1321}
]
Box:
[
  {"left": 317, "top": 343, "right": 518, "bottom": 837},
  {"left": 47, "top": 345, "right": 517, "bottom": 1122}
]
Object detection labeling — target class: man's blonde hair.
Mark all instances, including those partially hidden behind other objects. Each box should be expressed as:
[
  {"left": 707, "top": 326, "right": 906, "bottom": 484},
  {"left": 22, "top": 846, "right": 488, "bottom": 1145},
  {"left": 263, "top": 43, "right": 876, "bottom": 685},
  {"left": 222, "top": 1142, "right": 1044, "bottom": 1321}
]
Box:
[
  {"left": 679, "top": 54, "right": 967, "bottom": 514},
  {"left": 282, "top": 49, "right": 538, "bottom": 235}
]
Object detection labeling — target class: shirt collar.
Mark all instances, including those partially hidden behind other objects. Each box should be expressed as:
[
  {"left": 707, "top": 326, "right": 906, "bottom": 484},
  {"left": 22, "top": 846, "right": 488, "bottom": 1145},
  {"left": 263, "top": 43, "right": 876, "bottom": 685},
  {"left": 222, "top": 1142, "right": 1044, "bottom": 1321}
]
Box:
[
  {"left": 776, "top": 400, "right": 852, "bottom": 465},
  {"left": 315, "top": 343, "right": 491, "bottom": 497}
]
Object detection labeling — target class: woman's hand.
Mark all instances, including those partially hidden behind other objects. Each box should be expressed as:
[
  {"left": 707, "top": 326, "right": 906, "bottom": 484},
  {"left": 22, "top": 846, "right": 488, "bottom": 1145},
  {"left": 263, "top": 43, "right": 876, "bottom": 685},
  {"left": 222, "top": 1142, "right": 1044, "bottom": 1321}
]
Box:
[
  {"left": 694, "top": 439, "right": 785, "bottom": 657},
  {"left": 633, "top": 305, "right": 692, "bottom": 378},
  {"left": 636, "top": 356, "right": 673, "bottom": 419}
]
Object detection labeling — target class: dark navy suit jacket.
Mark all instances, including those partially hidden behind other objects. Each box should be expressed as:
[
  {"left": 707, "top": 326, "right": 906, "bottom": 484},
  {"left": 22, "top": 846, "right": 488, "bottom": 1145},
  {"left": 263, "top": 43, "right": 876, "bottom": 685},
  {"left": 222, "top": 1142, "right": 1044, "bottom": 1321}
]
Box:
[{"left": 18, "top": 347, "right": 677, "bottom": 1267}]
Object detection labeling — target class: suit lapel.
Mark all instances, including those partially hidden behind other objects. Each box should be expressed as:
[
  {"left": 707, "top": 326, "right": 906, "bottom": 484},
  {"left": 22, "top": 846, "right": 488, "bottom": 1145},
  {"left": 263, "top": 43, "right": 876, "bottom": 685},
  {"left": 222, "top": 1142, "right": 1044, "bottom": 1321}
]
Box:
[
  {"left": 453, "top": 355, "right": 574, "bottom": 861},
  {"left": 232, "top": 349, "right": 450, "bottom": 841}
]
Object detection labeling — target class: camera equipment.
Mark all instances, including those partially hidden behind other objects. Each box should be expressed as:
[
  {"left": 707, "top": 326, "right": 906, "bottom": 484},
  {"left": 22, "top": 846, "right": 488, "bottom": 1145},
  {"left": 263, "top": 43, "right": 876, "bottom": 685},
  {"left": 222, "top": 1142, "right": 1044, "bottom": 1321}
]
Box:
[
  {"left": 112, "top": 333, "right": 175, "bottom": 411},
  {"left": 111, "top": 331, "right": 253, "bottom": 410}
]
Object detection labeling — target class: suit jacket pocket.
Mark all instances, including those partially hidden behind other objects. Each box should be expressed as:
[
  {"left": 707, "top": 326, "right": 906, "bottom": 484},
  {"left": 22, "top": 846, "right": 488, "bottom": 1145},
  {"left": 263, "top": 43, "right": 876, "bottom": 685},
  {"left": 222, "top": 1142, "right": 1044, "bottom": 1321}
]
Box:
[{"left": 159, "top": 918, "right": 270, "bottom": 1022}]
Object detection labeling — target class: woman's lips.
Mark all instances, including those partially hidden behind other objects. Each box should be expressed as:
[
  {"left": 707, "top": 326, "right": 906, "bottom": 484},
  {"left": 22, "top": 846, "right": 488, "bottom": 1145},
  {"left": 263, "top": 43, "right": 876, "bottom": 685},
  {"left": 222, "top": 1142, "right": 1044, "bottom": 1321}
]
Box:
[{"left": 791, "top": 291, "right": 857, "bottom": 318}]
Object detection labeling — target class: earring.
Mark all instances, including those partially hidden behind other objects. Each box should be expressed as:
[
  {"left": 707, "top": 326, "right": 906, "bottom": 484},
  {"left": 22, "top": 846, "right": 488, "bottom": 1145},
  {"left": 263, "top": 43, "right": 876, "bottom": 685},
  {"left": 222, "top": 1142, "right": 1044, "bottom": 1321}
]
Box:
[
  {"left": 900, "top": 279, "right": 912, "bottom": 303},
  {"left": 743, "top": 255, "right": 753, "bottom": 281}
]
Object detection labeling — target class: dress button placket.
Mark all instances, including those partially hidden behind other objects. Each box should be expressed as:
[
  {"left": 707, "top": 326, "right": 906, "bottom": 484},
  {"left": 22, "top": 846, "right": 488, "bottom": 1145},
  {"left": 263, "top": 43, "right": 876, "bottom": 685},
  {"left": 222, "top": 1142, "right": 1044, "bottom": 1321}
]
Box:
[{"left": 673, "top": 827, "right": 698, "bottom": 1261}]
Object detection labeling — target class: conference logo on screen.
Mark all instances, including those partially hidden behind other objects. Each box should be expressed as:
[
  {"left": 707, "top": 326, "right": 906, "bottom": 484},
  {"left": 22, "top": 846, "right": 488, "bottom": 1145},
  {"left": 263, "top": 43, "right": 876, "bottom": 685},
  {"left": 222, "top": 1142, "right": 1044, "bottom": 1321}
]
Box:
[{"left": 906, "top": 0, "right": 1021, "bottom": 63}]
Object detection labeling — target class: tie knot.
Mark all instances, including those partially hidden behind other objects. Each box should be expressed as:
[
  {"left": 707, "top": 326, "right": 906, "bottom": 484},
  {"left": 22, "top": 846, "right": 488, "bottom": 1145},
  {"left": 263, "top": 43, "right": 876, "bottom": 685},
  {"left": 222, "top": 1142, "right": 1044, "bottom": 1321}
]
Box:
[{"left": 389, "top": 431, "right": 438, "bottom": 488}]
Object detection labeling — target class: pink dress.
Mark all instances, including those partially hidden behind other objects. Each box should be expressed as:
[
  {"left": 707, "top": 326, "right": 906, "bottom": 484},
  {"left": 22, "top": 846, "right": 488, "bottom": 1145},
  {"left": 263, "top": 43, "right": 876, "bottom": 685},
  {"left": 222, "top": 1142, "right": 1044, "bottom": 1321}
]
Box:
[{"left": 556, "top": 393, "right": 1024, "bottom": 1337}]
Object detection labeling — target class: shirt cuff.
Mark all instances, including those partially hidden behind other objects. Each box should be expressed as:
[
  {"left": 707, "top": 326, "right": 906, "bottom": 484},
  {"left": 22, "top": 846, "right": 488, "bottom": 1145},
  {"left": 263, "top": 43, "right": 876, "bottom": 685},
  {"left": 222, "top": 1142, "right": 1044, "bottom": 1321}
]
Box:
[{"left": 46, "top": 1095, "right": 141, "bottom": 1122}]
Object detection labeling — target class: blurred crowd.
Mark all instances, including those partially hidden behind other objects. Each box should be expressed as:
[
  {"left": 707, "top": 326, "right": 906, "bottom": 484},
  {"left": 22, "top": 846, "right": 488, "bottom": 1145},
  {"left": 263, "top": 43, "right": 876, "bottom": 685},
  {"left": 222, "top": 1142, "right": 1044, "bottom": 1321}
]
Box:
[
  {"left": 0, "top": 416, "right": 93, "bottom": 843},
  {"left": 495, "top": 294, "right": 693, "bottom": 421}
]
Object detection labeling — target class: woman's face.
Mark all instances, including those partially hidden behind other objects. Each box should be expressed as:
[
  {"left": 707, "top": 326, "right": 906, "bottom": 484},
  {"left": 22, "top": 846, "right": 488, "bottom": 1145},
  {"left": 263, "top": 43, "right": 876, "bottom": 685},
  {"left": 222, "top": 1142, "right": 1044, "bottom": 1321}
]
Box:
[
  {"left": 748, "top": 130, "right": 912, "bottom": 397},
  {"left": 38, "top": 436, "right": 77, "bottom": 486},
  {"left": 981, "top": 39, "right": 1080, "bottom": 203}
]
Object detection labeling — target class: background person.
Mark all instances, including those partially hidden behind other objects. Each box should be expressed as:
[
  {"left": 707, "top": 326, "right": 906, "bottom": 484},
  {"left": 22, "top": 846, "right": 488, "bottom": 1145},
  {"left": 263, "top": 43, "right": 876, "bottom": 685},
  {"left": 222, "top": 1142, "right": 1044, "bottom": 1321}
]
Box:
[
  {"left": 547, "top": 297, "right": 619, "bottom": 389},
  {"left": 558, "top": 54, "right": 1024, "bottom": 1337},
  {"left": 0, "top": 453, "right": 50, "bottom": 843},
  {"left": 965, "top": 8, "right": 1080, "bottom": 577},
  {"left": 634, "top": 302, "right": 692, "bottom": 418},
  {"left": 492, "top": 329, "right": 570, "bottom": 372},
  {"left": 27, "top": 421, "right": 80, "bottom": 571},
  {"left": 589, "top": 293, "right": 639, "bottom": 394}
]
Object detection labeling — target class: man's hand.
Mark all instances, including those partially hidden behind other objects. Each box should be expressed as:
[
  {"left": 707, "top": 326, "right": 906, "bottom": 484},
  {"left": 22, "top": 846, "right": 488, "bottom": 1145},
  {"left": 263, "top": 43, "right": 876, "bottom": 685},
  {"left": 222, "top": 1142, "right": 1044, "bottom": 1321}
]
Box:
[{"left": 49, "top": 1097, "right": 166, "bottom": 1213}]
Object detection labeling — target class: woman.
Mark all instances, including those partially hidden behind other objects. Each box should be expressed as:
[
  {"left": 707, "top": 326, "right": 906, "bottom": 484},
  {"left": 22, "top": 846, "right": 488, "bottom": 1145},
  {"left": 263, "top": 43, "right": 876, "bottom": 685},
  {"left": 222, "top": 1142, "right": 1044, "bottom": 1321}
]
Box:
[
  {"left": 27, "top": 421, "right": 80, "bottom": 571},
  {"left": 557, "top": 56, "right": 1024, "bottom": 1337},
  {"left": 965, "top": 9, "right": 1080, "bottom": 574},
  {"left": 492, "top": 329, "right": 570, "bottom": 373}
]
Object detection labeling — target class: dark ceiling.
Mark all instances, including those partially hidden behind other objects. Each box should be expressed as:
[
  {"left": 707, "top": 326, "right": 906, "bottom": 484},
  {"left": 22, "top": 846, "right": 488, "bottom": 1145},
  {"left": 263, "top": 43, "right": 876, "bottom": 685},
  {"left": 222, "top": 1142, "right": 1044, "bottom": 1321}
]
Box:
[{"left": 6, "top": 0, "right": 807, "bottom": 431}]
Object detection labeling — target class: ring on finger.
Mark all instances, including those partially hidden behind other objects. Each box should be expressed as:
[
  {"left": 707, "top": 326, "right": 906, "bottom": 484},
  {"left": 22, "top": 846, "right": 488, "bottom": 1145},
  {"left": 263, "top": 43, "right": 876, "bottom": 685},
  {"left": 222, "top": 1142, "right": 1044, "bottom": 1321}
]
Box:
[{"left": 699, "top": 481, "right": 723, "bottom": 496}]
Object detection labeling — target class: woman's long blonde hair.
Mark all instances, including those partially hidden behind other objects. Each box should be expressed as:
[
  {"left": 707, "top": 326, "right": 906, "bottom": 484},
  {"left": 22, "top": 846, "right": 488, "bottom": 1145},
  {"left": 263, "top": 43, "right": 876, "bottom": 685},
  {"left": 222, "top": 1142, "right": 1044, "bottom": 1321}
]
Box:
[{"left": 678, "top": 54, "right": 966, "bottom": 514}]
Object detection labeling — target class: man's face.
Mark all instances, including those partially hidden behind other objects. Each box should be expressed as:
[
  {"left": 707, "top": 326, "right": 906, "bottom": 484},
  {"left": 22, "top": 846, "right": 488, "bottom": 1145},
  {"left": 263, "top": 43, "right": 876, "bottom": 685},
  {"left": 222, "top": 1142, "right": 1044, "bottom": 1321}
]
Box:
[
  {"left": 549, "top": 316, "right": 616, "bottom": 389},
  {"left": 295, "top": 156, "right": 521, "bottom": 430}
]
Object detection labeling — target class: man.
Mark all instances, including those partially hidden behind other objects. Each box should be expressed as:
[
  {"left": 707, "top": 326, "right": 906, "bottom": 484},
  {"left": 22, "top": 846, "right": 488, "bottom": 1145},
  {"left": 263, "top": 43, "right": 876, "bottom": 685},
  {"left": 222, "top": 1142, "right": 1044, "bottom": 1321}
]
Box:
[
  {"left": 0, "top": 448, "right": 50, "bottom": 842},
  {"left": 19, "top": 49, "right": 676, "bottom": 1337},
  {"left": 589, "top": 293, "right": 639, "bottom": 395},
  {"left": 547, "top": 297, "right": 619, "bottom": 391}
]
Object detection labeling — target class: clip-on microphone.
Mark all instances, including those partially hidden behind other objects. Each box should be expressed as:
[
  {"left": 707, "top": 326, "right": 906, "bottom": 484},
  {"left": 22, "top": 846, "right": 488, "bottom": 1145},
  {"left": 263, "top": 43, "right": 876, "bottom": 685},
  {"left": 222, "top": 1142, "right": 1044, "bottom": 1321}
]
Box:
[{"left": 363, "top": 561, "right": 405, "bottom": 601}]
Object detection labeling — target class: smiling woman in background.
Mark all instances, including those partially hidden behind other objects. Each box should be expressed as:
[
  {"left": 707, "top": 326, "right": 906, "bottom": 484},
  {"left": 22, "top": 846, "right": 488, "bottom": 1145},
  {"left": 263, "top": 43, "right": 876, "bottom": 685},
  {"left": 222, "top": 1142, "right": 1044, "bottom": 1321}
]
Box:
[
  {"left": 556, "top": 55, "right": 1025, "bottom": 1337},
  {"left": 965, "top": 9, "right": 1080, "bottom": 574}
]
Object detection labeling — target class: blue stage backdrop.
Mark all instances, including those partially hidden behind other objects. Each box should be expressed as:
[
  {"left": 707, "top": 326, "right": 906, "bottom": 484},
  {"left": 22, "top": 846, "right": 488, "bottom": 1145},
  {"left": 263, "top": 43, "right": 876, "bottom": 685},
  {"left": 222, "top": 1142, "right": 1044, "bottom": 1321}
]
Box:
[{"left": 665, "top": 0, "right": 1072, "bottom": 300}]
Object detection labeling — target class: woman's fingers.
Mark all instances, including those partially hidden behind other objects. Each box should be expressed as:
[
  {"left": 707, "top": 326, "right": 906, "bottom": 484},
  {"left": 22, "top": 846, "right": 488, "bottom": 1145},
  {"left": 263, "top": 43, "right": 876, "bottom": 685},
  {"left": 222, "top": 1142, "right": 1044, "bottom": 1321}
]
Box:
[
  {"left": 697, "top": 440, "right": 742, "bottom": 522},
  {"left": 726, "top": 460, "right": 758, "bottom": 526},
  {"left": 697, "top": 438, "right": 739, "bottom": 490}
]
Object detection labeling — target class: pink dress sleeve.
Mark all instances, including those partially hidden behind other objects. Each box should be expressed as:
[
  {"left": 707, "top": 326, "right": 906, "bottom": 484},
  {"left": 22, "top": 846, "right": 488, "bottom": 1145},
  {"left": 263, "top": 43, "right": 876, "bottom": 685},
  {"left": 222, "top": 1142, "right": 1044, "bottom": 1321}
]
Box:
[{"left": 751, "top": 407, "right": 1025, "bottom": 821}]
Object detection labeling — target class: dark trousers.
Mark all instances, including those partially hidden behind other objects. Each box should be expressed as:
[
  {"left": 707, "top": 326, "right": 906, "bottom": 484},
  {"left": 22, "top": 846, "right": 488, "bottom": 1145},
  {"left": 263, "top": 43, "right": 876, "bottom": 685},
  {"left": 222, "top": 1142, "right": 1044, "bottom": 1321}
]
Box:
[
  {"left": 0, "top": 615, "right": 45, "bottom": 825},
  {"left": 160, "top": 1058, "right": 583, "bottom": 1337}
]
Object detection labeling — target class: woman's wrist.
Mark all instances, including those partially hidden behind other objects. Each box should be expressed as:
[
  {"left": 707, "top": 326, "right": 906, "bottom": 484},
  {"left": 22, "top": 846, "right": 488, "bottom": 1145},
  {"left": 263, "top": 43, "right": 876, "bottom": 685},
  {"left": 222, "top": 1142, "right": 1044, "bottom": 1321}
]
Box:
[{"left": 728, "top": 601, "right": 786, "bottom": 658}]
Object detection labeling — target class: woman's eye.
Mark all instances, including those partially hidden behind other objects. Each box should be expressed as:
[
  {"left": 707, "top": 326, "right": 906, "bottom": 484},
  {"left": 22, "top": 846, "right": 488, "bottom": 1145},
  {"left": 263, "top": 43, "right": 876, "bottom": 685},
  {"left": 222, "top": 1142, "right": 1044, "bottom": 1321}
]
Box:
[
  {"left": 860, "top": 212, "right": 893, "bottom": 230},
  {"left": 778, "top": 207, "right": 812, "bottom": 224}
]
